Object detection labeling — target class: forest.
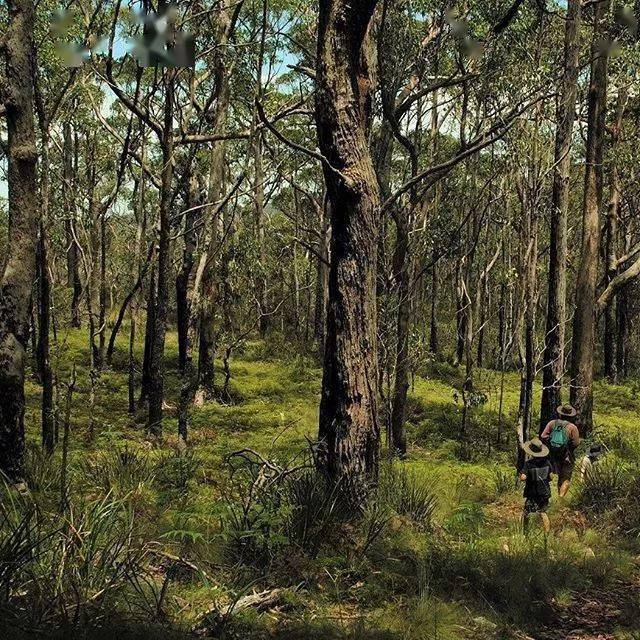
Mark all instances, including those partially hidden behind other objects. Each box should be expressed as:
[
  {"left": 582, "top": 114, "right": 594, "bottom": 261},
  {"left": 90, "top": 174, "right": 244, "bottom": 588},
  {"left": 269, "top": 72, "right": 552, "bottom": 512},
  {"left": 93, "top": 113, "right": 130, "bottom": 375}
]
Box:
[{"left": 1, "top": 0, "right": 640, "bottom": 638}]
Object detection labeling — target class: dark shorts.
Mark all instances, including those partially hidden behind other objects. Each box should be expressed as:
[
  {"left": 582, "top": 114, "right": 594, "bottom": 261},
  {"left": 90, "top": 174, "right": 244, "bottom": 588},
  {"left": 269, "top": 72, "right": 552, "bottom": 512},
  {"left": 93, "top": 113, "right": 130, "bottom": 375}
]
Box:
[
  {"left": 552, "top": 456, "right": 574, "bottom": 484},
  {"left": 524, "top": 497, "right": 549, "bottom": 514}
]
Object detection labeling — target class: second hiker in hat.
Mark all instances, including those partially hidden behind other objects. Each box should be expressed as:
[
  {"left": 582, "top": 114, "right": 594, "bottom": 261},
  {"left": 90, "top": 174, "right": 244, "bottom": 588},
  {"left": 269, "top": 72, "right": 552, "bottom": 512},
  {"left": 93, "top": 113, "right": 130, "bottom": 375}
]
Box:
[
  {"left": 519, "top": 437, "right": 552, "bottom": 534},
  {"left": 540, "top": 404, "right": 580, "bottom": 498},
  {"left": 579, "top": 443, "right": 604, "bottom": 482}
]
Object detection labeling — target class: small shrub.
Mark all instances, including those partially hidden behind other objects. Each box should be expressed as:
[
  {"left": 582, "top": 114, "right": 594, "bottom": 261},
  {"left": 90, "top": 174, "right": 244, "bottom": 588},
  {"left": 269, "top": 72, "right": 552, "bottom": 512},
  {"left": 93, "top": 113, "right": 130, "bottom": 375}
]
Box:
[
  {"left": 619, "top": 469, "right": 640, "bottom": 536},
  {"left": 493, "top": 466, "right": 514, "bottom": 496},
  {"left": 284, "top": 471, "right": 356, "bottom": 555},
  {"left": 378, "top": 464, "right": 437, "bottom": 528},
  {"left": 79, "top": 446, "right": 154, "bottom": 495},
  {"left": 444, "top": 502, "right": 486, "bottom": 540},
  {"left": 0, "top": 490, "right": 149, "bottom": 633},
  {"left": 24, "top": 443, "right": 61, "bottom": 494},
  {"left": 154, "top": 449, "right": 200, "bottom": 492},
  {"left": 577, "top": 457, "right": 629, "bottom": 514}
]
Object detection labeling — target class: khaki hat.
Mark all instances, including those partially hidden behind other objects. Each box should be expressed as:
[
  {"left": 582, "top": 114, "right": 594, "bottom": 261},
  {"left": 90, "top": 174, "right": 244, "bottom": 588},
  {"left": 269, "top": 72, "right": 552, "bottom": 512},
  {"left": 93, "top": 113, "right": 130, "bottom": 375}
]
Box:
[
  {"left": 557, "top": 404, "right": 577, "bottom": 419},
  {"left": 523, "top": 437, "right": 549, "bottom": 458}
]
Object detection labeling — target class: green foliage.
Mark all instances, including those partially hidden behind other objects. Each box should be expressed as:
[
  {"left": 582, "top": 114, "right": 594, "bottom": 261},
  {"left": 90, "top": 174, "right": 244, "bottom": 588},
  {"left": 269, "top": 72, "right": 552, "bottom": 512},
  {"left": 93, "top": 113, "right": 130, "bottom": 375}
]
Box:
[
  {"left": 154, "top": 450, "right": 200, "bottom": 493},
  {"left": 0, "top": 489, "right": 148, "bottom": 633},
  {"left": 443, "top": 503, "right": 486, "bottom": 540},
  {"left": 284, "top": 471, "right": 354, "bottom": 555},
  {"left": 79, "top": 446, "right": 155, "bottom": 496},
  {"left": 417, "top": 532, "right": 629, "bottom": 625},
  {"left": 377, "top": 464, "right": 438, "bottom": 529},
  {"left": 577, "top": 457, "right": 630, "bottom": 515},
  {"left": 24, "top": 443, "right": 62, "bottom": 494},
  {"left": 492, "top": 466, "right": 514, "bottom": 496}
]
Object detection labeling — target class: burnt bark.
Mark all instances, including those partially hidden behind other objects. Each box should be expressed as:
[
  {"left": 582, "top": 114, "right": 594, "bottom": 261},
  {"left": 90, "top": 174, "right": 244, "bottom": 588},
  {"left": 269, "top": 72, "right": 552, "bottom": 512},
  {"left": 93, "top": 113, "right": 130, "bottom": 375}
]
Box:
[{"left": 316, "top": 0, "right": 381, "bottom": 484}]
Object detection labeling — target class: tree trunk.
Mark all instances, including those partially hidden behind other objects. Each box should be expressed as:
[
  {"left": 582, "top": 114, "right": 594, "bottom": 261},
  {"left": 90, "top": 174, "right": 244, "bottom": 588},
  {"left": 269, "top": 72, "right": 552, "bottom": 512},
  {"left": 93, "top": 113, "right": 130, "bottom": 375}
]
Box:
[
  {"left": 147, "top": 68, "right": 175, "bottom": 437},
  {"left": 194, "top": 7, "right": 236, "bottom": 403},
  {"left": 316, "top": 0, "right": 381, "bottom": 485},
  {"left": 455, "top": 257, "right": 466, "bottom": 366},
  {"left": 176, "top": 169, "right": 198, "bottom": 374},
  {"left": 37, "top": 130, "right": 54, "bottom": 454},
  {"left": 570, "top": 0, "right": 610, "bottom": 436},
  {"left": 390, "top": 213, "right": 409, "bottom": 456},
  {"left": 254, "top": 0, "right": 269, "bottom": 336},
  {"left": 429, "top": 259, "right": 439, "bottom": 355},
  {"left": 139, "top": 263, "right": 156, "bottom": 408},
  {"left": 615, "top": 285, "right": 629, "bottom": 379},
  {"left": 97, "top": 205, "right": 107, "bottom": 368},
  {"left": 0, "top": 0, "right": 38, "bottom": 481},
  {"left": 313, "top": 197, "right": 330, "bottom": 360},
  {"left": 62, "top": 122, "right": 81, "bottom": 328},
  {"left": 540, "top": 0, "right": 581, "bottom": 428},
  {"left": 603, "top": 87, "right": 627, "bottom": 383}
]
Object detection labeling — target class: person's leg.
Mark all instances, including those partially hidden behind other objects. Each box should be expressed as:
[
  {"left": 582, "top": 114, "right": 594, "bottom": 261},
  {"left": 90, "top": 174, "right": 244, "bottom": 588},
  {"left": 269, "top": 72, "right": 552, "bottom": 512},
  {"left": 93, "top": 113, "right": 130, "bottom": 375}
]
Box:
[
  {"left": 522, "top": 499, "right": 533, "bottom": 534},
  {"left": 539, "top": 512, "right": 550, "bottom": 534},
  {"left": 558, "top": 461, "right": 573, "bottom": 497}
]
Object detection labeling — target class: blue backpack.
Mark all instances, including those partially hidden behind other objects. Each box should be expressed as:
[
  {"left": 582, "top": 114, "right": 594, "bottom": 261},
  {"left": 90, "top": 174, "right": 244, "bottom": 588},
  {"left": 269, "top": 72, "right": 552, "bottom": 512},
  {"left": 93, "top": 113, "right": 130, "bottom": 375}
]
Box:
[{"left": 549, "top": 420, "right": 570, "bottom": 456}]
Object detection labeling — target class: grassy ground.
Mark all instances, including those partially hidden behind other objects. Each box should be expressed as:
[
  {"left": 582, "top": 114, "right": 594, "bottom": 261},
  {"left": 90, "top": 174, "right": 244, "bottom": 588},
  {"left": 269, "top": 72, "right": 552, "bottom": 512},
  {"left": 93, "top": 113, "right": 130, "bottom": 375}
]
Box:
[{"left": 11, "top": 328, "right": 640, "bottom": 639}]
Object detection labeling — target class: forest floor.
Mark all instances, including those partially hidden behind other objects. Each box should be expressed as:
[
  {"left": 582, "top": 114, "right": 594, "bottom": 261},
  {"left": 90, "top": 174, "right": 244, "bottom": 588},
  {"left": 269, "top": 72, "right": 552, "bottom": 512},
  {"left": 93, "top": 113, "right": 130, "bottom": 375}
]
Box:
[{"left": 12, "top": 329, "right": 640, "bottom": 640}]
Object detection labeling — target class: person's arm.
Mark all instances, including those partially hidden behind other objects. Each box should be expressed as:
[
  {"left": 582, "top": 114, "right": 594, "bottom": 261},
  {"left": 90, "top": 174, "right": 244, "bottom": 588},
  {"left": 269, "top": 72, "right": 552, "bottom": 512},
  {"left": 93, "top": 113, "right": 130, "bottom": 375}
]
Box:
[
  {"left": 580, "top": 456, "right": 590, "bottom": 481},
  {"left": 568, "top": 422, "right": 580, "bottom": 450},
  {"left": 540, "top": 421, "right": 553, "bottom": 443}
]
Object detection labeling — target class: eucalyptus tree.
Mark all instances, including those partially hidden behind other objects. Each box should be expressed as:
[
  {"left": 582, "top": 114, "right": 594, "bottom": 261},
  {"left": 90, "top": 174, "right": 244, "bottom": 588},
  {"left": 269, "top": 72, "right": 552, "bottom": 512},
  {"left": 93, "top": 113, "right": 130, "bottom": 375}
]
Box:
[
  {"left": 570, "top": 0, "right": 611, "bottom": 435},
  {"left": 539, "top": 0, "right": 582, "bottom": 428},
  {"left": 0, "top": 0, "right": 38, "bottom": 481}
]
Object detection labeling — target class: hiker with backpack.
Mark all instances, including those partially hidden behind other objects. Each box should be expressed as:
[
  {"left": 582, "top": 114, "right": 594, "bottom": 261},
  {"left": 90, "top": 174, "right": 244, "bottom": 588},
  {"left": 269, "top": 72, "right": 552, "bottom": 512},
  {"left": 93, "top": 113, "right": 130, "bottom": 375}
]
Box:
[
  {"left": 540, "top": 404, "right": 580, "bottom": 498},
  {"left": 519, "top": 437, "right": 552, "bottom": 534}
]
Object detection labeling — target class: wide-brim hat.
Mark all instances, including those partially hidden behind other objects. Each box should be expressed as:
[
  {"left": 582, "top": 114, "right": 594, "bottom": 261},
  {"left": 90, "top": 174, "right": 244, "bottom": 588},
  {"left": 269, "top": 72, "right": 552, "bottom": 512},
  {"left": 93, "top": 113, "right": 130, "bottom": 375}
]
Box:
[
  {"left": 588, "top": 444, "right": 604, "bottom": 459},
  {"left": 523, "top": 437, "right": 549, "bottom": 458},
  {"left": 557, "top": 404, "right": 577, "bottom": 419}
]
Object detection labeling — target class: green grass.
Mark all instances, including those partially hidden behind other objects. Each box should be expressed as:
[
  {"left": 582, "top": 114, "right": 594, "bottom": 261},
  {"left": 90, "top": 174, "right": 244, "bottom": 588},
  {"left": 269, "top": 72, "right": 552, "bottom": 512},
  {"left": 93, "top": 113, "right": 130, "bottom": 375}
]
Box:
[{"left": 12, "top": 327, "right": 640, "bottom": 639}]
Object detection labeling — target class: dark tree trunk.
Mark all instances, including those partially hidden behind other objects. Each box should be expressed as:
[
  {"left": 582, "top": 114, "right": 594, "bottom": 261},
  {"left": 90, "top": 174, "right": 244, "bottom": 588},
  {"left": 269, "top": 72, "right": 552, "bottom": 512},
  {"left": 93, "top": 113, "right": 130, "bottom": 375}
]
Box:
[
  {"left": 615, "top": 285, "right": 629, "bottom": 378},
  {"left": 540, "top": 0, "right": 581, "bottom": 429},
  {"left": 570, "top": 0, "right": 610, "bottom": 436},
  {"left": 0, "top": 0, "right": 39, "bottom": 481},
  {"left": 316, "top": 0, "right": 381, "bottom": 484},
  {"left": 37, "top": 131, "right": 54, "bottom": 454},
  {"left": 313, "top": 199, "right": 330, "bottom": 360},
  {"left": 390, "top": 214, "right": 409, "bottom": 456},
  {"left": 603, "top": 87, "right": 627, "bottom": 383},
  {"left": 139, "top": 263, "right": 156, "bottom": 408},
  {"left": 147, "top": 69, "right": 175, "bottom": 437}
]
